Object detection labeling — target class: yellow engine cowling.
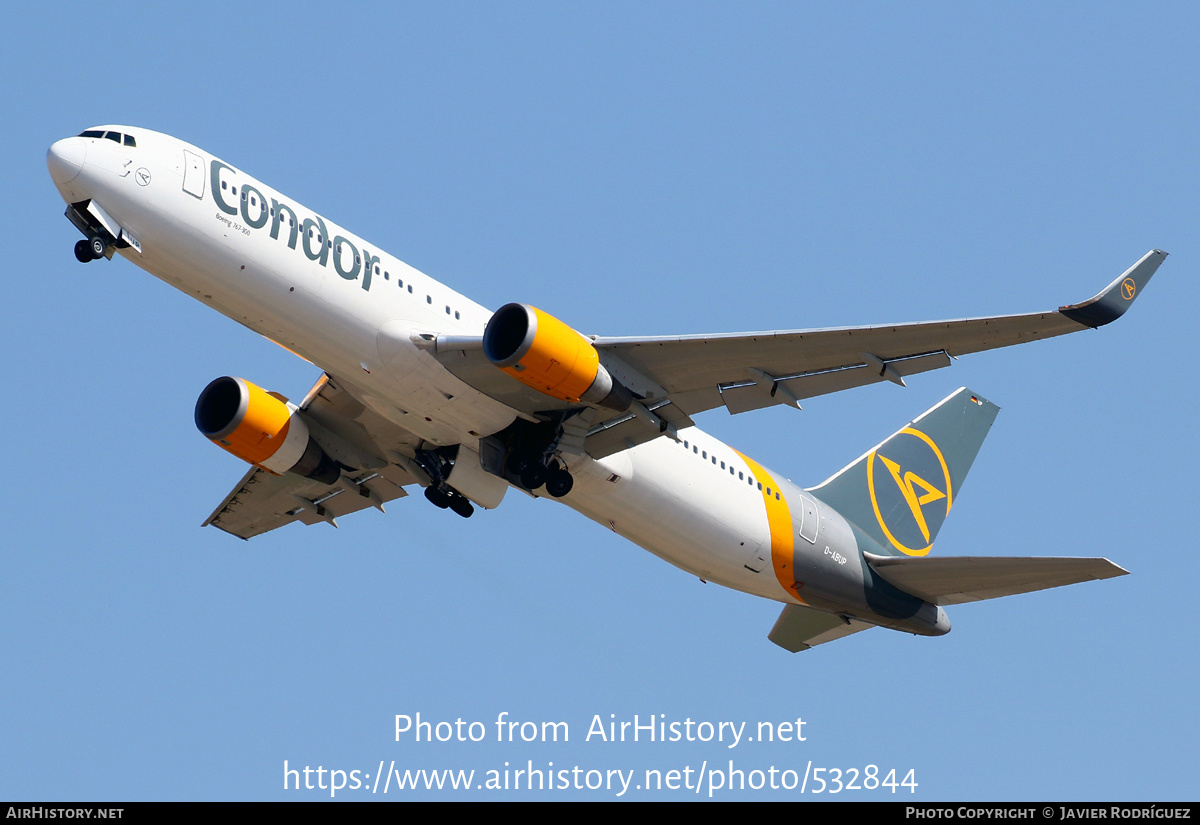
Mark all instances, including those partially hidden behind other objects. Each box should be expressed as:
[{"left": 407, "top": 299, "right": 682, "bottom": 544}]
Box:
[
  {"left": 195, "top": 376, "right": 339, "bottom": 483},
  {"left": 483, "top": 304, "right": 632, "bottom": 410}
]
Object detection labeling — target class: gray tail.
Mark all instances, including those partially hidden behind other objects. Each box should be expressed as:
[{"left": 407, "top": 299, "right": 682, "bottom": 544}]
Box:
[{"left": 808, "top": 388, "right": 1000, "bottom": 557}]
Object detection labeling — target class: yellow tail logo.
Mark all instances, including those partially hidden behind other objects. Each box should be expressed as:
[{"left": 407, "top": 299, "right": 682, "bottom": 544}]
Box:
[
  {"left": 877, "top": 455, "right": 946, "bottom": 543},
  {"left": 867, "top": 427, "right": 953, "bottom": 556}
]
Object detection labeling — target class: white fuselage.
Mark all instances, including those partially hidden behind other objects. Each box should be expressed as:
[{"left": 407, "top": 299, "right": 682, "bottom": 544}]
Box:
[{"left": 48, "top": 126, "right": 879, "bottom": 618}]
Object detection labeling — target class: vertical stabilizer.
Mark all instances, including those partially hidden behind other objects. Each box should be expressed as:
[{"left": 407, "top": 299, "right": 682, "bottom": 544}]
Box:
[{"left": 809, "top": 388, "right": 1000, "bottom": 557}]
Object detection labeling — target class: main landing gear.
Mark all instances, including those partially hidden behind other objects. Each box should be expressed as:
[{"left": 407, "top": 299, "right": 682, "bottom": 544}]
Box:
[
  {"left": 508, "top": 453, "right": 574, "bottom": 498},
  {"left": 73, "top": 235, "right": 107, "bottom": 263},
  {"left": 413, "top": 446, "right": 475, "bottom": 518},
  {"left": 423, "top": 485, "right": 474, "bottom": 518}
]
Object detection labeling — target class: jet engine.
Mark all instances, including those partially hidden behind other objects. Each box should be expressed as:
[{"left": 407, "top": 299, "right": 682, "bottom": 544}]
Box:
[
  {"left": 483, "top": 303, "right": 632, "bottom": 410},
  {"left": 195, "top": 376, "right": 340, "bottom": 483}
]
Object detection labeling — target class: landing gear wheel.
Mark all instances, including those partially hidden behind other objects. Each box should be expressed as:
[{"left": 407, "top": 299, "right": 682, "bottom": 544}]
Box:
[
  {"left": 424, "top": 486, "right": 451, "bottom": 508},
  {"left": 520, "top": 462, "right": 548, "bottom": 491},
  {"left": 74, "top": 240, "right": 93, "bottom": 263},
  {"left": 506, "top": 452, "right": 529, "bottom": 476},
  {"left": 89, "top": 236, "right": 106, "bottom": 260},
  {"left": 545, "top": 468, "right": 574, "bottom": 498},
  {"left": 449, "top": 496, "right": 474, "bottom": 518}
]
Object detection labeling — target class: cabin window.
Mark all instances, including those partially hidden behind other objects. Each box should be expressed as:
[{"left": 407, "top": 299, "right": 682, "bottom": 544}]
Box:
[
  {"left": 455, "top": 311, "right": 460, "bottom": 320},
  {"left": 427, "top": 295, "right": 432, "bottom": 304}
]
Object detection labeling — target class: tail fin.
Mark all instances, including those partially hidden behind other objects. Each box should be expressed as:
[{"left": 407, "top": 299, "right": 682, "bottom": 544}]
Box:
[{"left": 809, "top": 388, "right": 1000, "bottom": 557}]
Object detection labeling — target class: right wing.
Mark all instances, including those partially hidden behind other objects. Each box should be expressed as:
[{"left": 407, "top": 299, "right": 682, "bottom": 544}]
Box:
[
  {"left": 430, "top": 250, "right": 1166, "bottom": 459},
  {"left": 590, "top": 249, "right": 1167, "bottom": 418}
]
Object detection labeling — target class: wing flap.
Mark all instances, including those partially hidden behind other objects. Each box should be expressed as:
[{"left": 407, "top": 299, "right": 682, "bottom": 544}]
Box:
[
  {"left": 581, "top": 398, "right": 695, "bottom": 459},
  {"left": 863, "top": 553, "right": 1129, "bottom": 606},
  {"left": 718, "top": 350, "right": 953, "bottom": 414}
]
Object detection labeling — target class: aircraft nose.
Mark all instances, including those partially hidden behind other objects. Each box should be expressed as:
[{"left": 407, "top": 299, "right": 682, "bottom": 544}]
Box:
[{"left": 47, "top": 137, "right": 86, "bottom": 185}]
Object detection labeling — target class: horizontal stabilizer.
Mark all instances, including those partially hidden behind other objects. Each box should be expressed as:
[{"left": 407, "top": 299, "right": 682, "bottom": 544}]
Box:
[
  {"left": 768, "top": 604, "right": 875, "bottom": 652},
  {"left": 863, "top": 553, "right": 1129, "bottom": 606}
]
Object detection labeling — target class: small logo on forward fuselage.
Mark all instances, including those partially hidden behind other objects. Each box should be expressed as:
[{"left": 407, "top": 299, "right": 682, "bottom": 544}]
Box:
[{"left": 866, "top": 427, "right": 952, "bottom": 556}]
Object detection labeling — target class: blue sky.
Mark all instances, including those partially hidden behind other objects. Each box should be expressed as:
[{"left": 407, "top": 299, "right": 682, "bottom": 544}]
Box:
[{"left": 4, "top": 3, "right": 1197, "bottom": 800}]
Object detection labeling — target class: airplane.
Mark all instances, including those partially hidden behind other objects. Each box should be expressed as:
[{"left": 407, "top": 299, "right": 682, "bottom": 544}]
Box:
[{"left": 46, "top": 125, "right": 1166, "bottom": 652}]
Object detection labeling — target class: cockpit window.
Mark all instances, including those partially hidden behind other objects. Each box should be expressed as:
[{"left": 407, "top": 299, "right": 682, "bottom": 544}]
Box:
[{"left": 76, "top": 129, "right": 134, "bottom": 147}]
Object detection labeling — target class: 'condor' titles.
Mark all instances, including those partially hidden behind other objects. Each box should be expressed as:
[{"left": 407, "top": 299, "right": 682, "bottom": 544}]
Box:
[{"left": 210, "top": 159, "right": 380, "bottom": 292}]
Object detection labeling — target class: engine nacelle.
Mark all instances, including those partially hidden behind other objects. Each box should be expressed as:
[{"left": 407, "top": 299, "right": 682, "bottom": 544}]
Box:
[
  {"left": 195, "top": 376, "right": 340, "bottom": 483},
  {"left": 483, "top": 303, "right": 632, "bottom": 410}
]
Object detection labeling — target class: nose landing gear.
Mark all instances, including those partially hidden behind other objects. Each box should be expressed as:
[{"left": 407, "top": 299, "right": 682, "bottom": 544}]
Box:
[{"left": 74, "top": 235, "right": 107, "bottom": 263}]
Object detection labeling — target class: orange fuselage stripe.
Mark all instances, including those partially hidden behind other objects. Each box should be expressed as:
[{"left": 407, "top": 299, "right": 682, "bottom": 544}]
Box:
[{"left": 735, "top": 450, "right": 802, "bottom": 603}]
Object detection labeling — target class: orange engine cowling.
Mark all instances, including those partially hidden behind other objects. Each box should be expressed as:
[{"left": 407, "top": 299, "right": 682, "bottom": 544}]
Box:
[
  {"left": 195, "top": 376, "right": 340, "bottom": 483},
  {"left": 483, "top": 304, "right": 632, "bottom": 410}
]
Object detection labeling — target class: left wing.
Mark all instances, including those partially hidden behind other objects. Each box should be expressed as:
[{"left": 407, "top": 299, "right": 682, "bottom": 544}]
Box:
[
  {"left": 201, "top": 464, "right": 414, "bottom": 539},
  {"left": 202, "top": 374, "right": 425, "bottom": 539}
]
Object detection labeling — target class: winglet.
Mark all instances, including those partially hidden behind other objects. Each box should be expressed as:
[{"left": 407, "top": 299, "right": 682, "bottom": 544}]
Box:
[{"left": 1059, "top": 249, "right": 1167, "bottom": 328}]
